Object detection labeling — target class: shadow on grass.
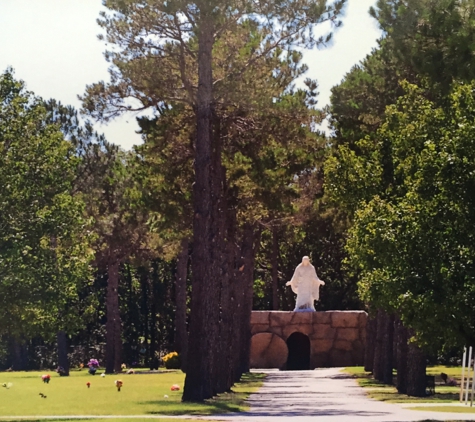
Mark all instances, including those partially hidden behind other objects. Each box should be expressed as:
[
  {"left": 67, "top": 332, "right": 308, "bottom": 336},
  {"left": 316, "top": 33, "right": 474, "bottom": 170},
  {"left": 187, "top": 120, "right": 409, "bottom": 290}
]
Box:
[
  {"left": 367, "top": 389, "right": 460, "bottom": 403},
  {"left": 0, "top": 420, "right": 94, "bottom": 422},
  {"left": 344, "top": 367, "right": 460, "bottom": 403},
  {"left": 138, "top": 397, "right": 242, "bottom": 415},
  {"left": 140, "top": 372, "right": 266, "bottom": 416}
]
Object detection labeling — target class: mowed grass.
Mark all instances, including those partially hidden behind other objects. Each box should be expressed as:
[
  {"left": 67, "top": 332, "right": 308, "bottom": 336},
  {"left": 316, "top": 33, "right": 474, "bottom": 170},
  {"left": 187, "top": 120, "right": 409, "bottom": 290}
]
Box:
[
  {"left": 410, "top": 406, "right": 475, "bottom": 414},
  {"left": 0, "top": 369, "right": 265, "bottom": 417},
  {"left": 343, "top": 366, "right": 462, "bottom": 403},
  {"left": 0, "top": 420, "right": 213, "bottom": 422}
]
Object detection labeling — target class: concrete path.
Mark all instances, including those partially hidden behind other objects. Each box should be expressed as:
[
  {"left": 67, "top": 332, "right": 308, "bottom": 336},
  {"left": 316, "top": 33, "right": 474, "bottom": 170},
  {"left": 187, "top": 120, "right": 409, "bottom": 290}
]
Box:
[{"left": 206, "top": 368, "right": 475, "bottom": 422}]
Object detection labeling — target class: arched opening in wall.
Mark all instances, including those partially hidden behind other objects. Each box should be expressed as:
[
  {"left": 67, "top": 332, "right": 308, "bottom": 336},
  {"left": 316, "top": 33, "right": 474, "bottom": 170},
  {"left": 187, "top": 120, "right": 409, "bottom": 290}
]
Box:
[{"left": 286, "top": 332, "right": 310, "bottom": 370}]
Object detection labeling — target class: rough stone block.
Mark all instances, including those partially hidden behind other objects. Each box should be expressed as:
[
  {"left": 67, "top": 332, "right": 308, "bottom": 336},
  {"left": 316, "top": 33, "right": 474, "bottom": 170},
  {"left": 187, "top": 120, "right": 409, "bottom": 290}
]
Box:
[
  {"left": 267, "top": 325, "right": 284, "bottom": 337},
  {"left": 331, "top": 312, "right": 360, "bottom": 328},
  {"left": 251, "top": 311, "right": 270, "bottom": 325},
  {"left": 330, "top": 350, "right": 354, "bottom": 367},
  {"left": 250, "top": 332, "right": 288, "bottom": 369},
  {"left": 312, "top": 339, "right": 334, "bottom": 353},
  {"left": 269, "top": 311, "right": 294, "bottom": 327},
  {"left": 311, "top": 324, "right": 336, "bottom": 340},
  {"left": 333, "top": 340, "right": 353, "bottom": 352},
  {"left": 249, "top": 310, "right": 367, "bottom": 369},
  {"left": 336, "top": 328, "right": 360, "bottom": 342},
  {"left": 314, "top": 312, "right": 332, "bottom": 325},
  {"left": 312, "top": 352, "right": 330, "bottom": 368},
  {"left": 251, "top": 324, "right": 270, "bottom": 335},
  {"left": 289, "top": 312, "right": 314, "bottom": 325}
]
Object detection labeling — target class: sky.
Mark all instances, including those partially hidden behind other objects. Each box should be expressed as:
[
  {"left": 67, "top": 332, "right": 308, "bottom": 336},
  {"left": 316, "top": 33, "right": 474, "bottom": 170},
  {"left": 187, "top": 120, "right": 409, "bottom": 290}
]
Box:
[{"left": 0, "top": 0, "right": 382, "bottom": 150}]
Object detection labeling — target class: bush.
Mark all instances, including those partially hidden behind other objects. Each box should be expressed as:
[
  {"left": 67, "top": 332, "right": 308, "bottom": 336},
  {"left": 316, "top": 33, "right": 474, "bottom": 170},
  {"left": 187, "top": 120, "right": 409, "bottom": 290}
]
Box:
[{"left": 162, "top": 352, "right": 181, "bottom": 370}]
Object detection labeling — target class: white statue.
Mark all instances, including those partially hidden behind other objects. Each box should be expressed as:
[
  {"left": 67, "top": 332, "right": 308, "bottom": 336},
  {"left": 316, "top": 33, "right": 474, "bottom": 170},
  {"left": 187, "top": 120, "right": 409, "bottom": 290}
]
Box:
[{"left": 286, "top": 256, "right": 325, "bottom": 312}]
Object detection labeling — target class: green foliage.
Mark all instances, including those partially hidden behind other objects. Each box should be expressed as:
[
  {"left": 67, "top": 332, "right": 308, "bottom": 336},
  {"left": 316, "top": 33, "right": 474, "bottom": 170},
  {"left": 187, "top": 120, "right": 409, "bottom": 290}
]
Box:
[
  {"left": 345, "top": 82, "right": 475, "bottom": 350},
  {"left": 371, "top": 0, "right": 475, "bottom": 93},
  {"left": 132, "top": 23, "right": 329, "bottom": 240},
  {"left": 326, "top": 0, "right": 475, "bottom": 355},
  {"left": 0, "top": 69, "right": 93, "bottom": 339},
  {"left": 81, "top": 0, "right": 345, "bottom": 121}
]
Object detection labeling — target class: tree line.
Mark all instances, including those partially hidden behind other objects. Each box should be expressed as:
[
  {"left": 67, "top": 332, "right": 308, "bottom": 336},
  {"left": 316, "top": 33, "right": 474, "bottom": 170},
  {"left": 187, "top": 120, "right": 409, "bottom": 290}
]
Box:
[
  {"left": 3, "top": 0, "right": 475, "bottom": 401},
  {"left": 1, "top": 0, "right": 348, "bottom": 401},
  {"left": 326, "top": 0, "right": 475, "bottom": 396}
]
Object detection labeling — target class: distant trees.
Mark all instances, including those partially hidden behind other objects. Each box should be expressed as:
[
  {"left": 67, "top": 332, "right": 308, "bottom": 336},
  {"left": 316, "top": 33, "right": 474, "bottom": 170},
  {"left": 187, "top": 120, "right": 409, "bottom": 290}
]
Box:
[{"left": 0, "top": 70, "right": 92, "bottom": 362}]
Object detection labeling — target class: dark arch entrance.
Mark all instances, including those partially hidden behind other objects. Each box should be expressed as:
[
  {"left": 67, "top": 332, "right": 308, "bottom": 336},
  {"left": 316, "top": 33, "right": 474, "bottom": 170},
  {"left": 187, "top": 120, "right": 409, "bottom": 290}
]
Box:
[{"left": 286, "top": 332, "right": 310, "bottom": 370}]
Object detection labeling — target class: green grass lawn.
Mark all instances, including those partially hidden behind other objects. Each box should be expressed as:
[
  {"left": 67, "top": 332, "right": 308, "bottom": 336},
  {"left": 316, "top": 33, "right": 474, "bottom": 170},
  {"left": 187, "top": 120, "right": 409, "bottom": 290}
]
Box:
[
  {"left": 410, "top": 406, "right": 475, "bottom": 413},
  {"left": 0, "top": 369, "right": 264, "bottom": 417},
  {"left": 0, "top": 420, "right": 212, "bottom": 422},
  {"left": 343, "top": 366, "right": 462, "bottom": 403}
]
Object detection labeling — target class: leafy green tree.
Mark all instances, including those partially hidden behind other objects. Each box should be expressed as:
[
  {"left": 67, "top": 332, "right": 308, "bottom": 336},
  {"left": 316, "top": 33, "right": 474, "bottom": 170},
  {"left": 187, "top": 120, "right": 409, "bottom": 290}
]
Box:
[
  {"left": 326, "top": 0, "right": 475, "bottom": 394},
  {"left": 0, "top": 69, "right": 92, "bottom": 346},
  {"left": 345, "top": 81, "right": 475, "bottom": 394},
  {"left": 44, "top": 99, "right": 157, "bottom": 373}
]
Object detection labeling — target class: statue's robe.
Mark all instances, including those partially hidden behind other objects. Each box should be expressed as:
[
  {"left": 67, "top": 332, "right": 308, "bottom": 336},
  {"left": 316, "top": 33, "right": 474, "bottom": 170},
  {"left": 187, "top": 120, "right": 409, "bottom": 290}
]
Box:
[{"left": 288, "top": 263, "right": 324, "bottom": 312}]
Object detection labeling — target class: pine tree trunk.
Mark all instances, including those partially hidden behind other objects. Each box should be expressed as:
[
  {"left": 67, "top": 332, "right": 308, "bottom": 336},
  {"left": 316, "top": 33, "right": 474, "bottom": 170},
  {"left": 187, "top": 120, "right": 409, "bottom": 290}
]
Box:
[
  {"left": 271, "top": 227, "right": 279, "bottom": 310},
  {"left": 406, "top": 336, "right": 427, "bottom": 397},
  {"left": 230, "top": 224, "right": 253, "bottom": 384},
  {"left": 140, "top": 268, "right": 149, "bottom": 367},
  {"left": 364, "top": 314, "right": 376, "bottom": 372},
  {"left": 57, "top": 330, "right": 70, "bottom": 376},
  {"left": 230, "top": 231, "right": 244, "bottom": 384},
  {"left": 395, "top": 318, "right": 408, "bottom": 394},
  {"left": 149, "top": 264, "right": 158, "bottom": 371},
  {"left": 175, "top": 239, "right": 189, "bottom": 370},
  {"left": 106, "top": 260, "right": 122, "bottom": 374},
  {"left": 373, "top": 310, "right": 394, "bottom": 384},
  {"left": 211, "top": 117, "right": 231, "bottom": 395},
  {"left": 238, "top": 225, "right": 259, "bottom": 378},
  {"left": 372, "top": 309, "right": 384, "bottom": 381},
  {"left": 183, "top": 15, "right": 219, "bottom": 402},
  {"left": 381, "top": 313, "right": 394, "bottom": 384},
  {"left": 221, "top": 192, "right": 240, "bottom": 392}
]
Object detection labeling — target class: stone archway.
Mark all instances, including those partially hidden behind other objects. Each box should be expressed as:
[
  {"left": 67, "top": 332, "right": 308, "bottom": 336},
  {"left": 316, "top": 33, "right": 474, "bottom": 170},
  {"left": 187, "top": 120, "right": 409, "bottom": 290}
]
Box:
[
  {"left": 286, "top": 332, "right": 310, "bottom": 370},
  {"left": 250, "top": 311, "right": 367, "bottom": 368},
  {"left": 250, "top": 332, "right": 288, "bottom": 368}
]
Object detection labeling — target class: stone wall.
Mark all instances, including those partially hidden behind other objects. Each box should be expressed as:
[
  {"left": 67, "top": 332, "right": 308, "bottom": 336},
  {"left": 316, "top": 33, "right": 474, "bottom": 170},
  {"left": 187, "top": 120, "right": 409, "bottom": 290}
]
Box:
[{"left": 250, "top": 311, "right": 367, "bottom": 369}]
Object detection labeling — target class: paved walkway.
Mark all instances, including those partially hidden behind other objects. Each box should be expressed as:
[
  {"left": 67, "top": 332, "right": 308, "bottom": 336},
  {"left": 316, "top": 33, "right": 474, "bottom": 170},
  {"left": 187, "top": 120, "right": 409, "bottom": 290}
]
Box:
[{"left": 206, "top": 368, "right": 475, "bottom": 421}]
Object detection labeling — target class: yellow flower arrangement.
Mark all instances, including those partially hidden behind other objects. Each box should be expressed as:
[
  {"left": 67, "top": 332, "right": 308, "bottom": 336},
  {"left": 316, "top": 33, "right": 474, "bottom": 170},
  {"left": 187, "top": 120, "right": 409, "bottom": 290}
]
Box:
[
  {"left": 162, "top": 352, "right": 181, "bottom": 369},
  {"left": 162, "top": 352, "right": 178, "bottom": 363}
]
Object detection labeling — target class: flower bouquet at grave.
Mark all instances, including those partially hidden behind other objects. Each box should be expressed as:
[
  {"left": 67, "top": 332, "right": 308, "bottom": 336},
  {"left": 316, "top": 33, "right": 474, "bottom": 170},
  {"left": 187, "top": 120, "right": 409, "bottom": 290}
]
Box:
[
  {"left": 162, "top": 352, "right": 181, "bottom": 370},
  {"left": 87, "top": 359, "right": 100, "bottom": 375}
]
